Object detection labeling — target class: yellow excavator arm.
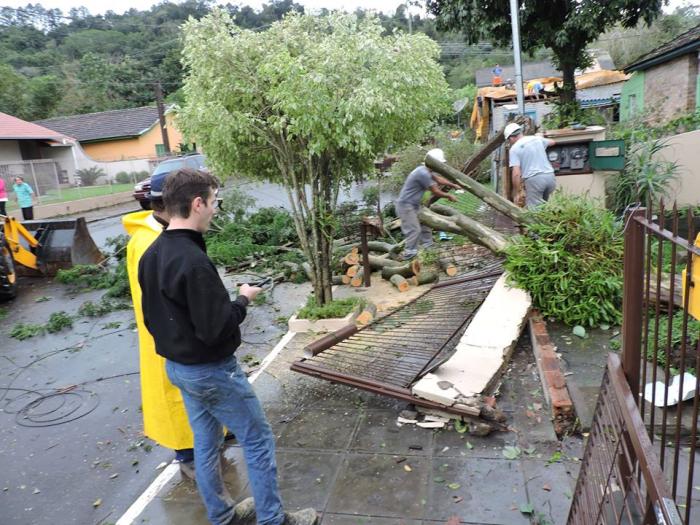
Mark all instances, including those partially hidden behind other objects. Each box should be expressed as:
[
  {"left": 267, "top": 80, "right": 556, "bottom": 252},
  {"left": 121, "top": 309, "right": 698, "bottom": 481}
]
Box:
[{"left": 3, "top": 216, "right": 40, "bottom": 271}]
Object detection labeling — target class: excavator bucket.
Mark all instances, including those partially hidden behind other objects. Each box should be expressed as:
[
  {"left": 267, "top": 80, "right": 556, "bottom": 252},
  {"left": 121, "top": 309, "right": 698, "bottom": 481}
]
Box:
[{"left": 20, "top": 218, "right": 104, "bottom": 276}]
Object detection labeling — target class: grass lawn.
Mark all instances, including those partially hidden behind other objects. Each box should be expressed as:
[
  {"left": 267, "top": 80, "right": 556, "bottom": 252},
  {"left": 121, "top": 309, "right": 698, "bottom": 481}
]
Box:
[{"left": 5, "top": 183, "right": 133, "bottom": 210}]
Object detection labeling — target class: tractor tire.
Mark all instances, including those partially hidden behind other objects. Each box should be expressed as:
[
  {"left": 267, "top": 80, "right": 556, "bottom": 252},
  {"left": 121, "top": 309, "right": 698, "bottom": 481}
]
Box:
[{"left": 0, "top": 241, "right": 18, "bottom": 301}]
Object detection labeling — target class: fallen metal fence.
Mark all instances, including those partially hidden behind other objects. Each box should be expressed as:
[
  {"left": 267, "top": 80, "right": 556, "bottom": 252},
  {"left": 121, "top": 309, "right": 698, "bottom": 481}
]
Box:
[{"left": 291, "top": 260, "right": 503, "bottom": 417}]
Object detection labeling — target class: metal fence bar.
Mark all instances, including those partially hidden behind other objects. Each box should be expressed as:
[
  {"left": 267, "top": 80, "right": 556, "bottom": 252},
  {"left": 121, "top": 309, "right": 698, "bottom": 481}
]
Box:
[
  {"left": 617, "top": 202, "right": 700, "bottom": 523},
  {"left": 568, "top": 353, "right": 682, "bottom": 525}
]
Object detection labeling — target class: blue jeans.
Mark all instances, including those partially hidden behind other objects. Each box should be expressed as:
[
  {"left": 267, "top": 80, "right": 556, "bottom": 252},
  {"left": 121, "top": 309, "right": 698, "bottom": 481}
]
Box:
[
  {"left": 396, "top": 201, "right": 433, "bottom": 258},
  {"left": 166, "top": 356, "right": 283, "bottom": 525}
]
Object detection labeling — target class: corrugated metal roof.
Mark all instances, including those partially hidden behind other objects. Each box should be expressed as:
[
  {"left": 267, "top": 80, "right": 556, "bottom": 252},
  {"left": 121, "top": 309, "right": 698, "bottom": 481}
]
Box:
[
  {"left": 35, "top": 106, "right": 168, "bottom": 143},
  {"left": 0, "top": 112, "right": 73, "bottom": 141}
]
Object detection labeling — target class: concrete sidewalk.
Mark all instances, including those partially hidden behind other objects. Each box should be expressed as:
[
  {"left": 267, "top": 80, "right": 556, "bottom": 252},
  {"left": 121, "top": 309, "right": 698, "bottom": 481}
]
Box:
[{"left": 134, "top": 333, "right": 582, "bottom": 525}]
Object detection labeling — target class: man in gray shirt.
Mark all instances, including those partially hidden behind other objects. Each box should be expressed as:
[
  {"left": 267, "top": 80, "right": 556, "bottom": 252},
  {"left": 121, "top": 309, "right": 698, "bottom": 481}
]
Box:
[
  {"left": 505, "top": 123, "right": 556, "bottom": 208},
  {"left": 396, "top": 148, "right": 459, "bottom": 260}
]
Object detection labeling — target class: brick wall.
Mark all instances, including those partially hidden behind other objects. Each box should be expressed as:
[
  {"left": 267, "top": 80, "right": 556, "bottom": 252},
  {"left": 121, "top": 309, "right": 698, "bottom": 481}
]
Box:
[{"left": 644, "top": 53, "right": 696, "bottom": 124}]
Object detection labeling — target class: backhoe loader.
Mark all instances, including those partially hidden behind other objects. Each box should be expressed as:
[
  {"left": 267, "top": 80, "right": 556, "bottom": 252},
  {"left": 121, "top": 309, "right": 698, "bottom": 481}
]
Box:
[{"left": 1, "top": 215, "right": 103, "bottom": 300}]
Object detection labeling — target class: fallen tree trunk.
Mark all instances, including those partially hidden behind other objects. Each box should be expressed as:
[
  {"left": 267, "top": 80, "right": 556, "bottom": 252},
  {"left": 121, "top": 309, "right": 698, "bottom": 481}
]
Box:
[
  {"left": 380, "top": 259, "right": 421, "bottom": 279},
  {"left": 367, "top": 253, "right": 401, "bottom": 270},
  {"left": 418, "top": 206, "right": 509, "bottom": 255},
  {"left": 425, "top": 155, "right": 530, "bottom": 226},
  {"left": 461, "top": 130, "right": 505, "bottom": 176}
]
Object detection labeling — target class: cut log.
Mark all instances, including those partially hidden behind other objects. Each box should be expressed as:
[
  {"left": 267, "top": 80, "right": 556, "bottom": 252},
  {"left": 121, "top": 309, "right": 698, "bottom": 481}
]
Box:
[
  {"left": 406, "top": 276, "right": 418, "bottom": 286},
  {"left": 341, "top": 274, "right": 351, "bottom": 285},
  {"left": 356, "top": 303, "right": 377, "bottom": 325},
  {"left": 415, "top": 270, "right": 439, "bottom": 285},
  {"left": 367, "top": 253, "right": 401, "bottom": 270},
  {"left": 380, "top": 260, "right": 421, "bottom": 279},
  {"left": 332, "top": 275, "right": 345, "bottom": 285},
  {"left": 420, "top": 205, "right": 509, "bottom": 255},
  {"left": 365, "top": 240, "right": 403, "bottom": 254},
  {"left": 350, "top": 268, "right": 365, "bottom": 287},
  {"left": 389, "top": 274, "right": 410, "bottom": 292},
  {"left": 438, "top": 258, "right": 458, "bottom": 277},
  {"left": 344, "top": 252, "right": 360, "bottom": 265},
  {"left": 424, "top": 155, "right": 530, "bottom": 225},
  {"left": 346, "top": 264, "right": 360, "bottom": 278},
  {"left": 350, "top": 246, "right": 359, "bottom": 256}
]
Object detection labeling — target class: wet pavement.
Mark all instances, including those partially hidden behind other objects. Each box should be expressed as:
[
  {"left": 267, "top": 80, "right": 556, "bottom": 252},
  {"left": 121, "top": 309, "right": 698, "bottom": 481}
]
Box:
[
  {"left": 1, "top": 201, "right": 584, "bottom": 524},
  {"left": 133, "top": 333, "right": 582, "bottom": 525},
  {"left": 0, "top": 206, "right": 308, "bottom": 525}
]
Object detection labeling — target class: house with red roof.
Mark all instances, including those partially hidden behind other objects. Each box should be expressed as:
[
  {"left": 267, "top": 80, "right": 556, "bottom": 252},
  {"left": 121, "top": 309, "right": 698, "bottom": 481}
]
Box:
[{"left": 0, "top": 112, "right": 79, "bottom": 194}]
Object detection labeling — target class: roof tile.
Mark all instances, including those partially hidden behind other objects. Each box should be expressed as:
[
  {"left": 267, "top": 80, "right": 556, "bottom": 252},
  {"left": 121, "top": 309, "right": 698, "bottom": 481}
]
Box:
[
  {"left": 0, "top": 112, "right": 72, "bottom": 141},
  {"left": 35, "top": 106, "right": 164, "bottom": 142}
]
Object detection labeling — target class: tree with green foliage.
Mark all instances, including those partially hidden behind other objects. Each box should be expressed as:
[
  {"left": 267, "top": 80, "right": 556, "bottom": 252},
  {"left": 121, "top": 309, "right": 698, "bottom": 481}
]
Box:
[
  {"left": 179, "top": 11, "right": 450, "bottom": 304},
  {"left": 427, "top": 0, "right": 666, "bottom": 105}
]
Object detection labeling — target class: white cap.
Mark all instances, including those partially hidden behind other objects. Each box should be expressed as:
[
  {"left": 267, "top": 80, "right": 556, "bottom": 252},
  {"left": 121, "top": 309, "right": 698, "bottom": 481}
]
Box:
[
  {"left": 425, "top": 148, "right": 447, "bottom": 164},
  {"left": 504, "top": 122, "right": 522, "bottom": 139}
]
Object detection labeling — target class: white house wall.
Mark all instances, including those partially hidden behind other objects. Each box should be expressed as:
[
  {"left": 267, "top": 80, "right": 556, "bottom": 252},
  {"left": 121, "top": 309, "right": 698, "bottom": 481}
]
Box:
[
  {"left": 659, "top": 129, "right": 700, "bottom": 207},
  {"left": 40, "top": 142, "right": 152, "bottom": 184},
  {"left": 0, "top": 140, "right": 22, "bottom": 163}
]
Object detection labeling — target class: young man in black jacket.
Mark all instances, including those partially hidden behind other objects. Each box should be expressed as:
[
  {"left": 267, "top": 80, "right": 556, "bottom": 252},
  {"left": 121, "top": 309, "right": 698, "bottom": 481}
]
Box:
[{"left": 139, "top": 168, "right": 317, "bottom": 525}]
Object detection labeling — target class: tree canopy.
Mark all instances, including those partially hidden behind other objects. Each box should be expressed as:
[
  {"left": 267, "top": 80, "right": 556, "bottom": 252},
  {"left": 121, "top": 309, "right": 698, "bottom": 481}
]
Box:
[
  {"left": 427, "top": 0, "right": 667, "bottom": 103},
  {"left": 178, "top": 10, "right": 450, "bottom": 303}
]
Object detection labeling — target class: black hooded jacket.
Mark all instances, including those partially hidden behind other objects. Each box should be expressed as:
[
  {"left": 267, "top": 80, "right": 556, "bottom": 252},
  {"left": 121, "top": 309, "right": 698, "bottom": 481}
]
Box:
[{"left": 138, "top": 228, "right": 249, "bottom": 364}]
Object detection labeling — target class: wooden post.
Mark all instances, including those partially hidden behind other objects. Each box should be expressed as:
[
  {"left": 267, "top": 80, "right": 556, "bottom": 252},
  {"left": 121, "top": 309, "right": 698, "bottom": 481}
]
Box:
[
  {"left": 154, "top": 81, "right": 171, "bottom": 155},
  {"left": 360, "top": 222, "right": 371, "bottom": 287}
]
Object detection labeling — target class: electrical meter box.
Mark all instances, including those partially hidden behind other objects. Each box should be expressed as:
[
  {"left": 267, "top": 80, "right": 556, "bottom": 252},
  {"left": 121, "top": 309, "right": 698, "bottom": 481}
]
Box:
[
  {"left": 546, "top": 139, "right": 625, "bottom": 175},
  {"left": 682, "top": 233, "right": 700, "bottom": 321}
]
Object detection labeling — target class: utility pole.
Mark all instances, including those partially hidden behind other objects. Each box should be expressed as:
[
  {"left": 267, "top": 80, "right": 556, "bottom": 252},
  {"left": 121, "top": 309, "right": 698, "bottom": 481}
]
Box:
[
  {"left": 154, "top": 81, "right": 171, "bottom": 155},
  {"left": 509, "top": 0, "right": 525, "bottom": 114}
]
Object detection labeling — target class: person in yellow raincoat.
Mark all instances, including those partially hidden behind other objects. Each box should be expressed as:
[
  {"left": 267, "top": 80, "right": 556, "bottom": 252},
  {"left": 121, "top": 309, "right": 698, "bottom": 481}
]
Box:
[{"left": 123, "top": 171, "right": 195, "bottom": 476}]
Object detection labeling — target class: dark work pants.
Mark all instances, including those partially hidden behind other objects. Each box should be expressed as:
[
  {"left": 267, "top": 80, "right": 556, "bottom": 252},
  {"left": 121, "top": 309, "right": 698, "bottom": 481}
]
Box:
[{"left": 21, "top": 206, "right": 34, "bottom": 220}]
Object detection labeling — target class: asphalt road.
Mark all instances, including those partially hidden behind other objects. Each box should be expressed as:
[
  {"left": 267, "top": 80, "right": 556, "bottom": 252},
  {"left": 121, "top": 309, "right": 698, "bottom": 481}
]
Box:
[{"left": 0, "top": 202, "right": 308, "bottom": 525}]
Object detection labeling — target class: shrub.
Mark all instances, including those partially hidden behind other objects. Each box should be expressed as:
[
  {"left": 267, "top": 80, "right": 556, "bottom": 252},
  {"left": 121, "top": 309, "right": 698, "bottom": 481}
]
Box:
[
  {"left": 296, "top": 296, "right": 364, "bottom": 321},
  {"left": 115, "top": 171, "right": 132, "bottom": 184},
  {"left": 222, "top": 187, "right": 257, "bottom": 221},
  {"left": 76, "top": 166, "right": 106, "bottom": 186},
  {"left": 206, "top": 207, "right": 298, "bottom": 267},
  {"left": 361, "top": 185, "right": 380, "bottom": 209},
  {"left": 504, "top": 193, "right": 624, "bottom": 327},
  {"left": 609, "top": 139, "right": 679, "bottom": 213}
]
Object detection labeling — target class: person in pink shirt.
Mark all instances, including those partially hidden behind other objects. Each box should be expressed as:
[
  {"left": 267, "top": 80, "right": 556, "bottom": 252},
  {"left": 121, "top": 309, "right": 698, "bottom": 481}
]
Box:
[{"left": 0, "top": 177, "right": 8, "bottom": 216}]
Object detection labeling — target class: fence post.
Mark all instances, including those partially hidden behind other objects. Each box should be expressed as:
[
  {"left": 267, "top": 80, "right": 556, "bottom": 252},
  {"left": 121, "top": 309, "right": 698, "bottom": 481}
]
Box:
[
  {"left": 622, "top": 208, "right": 646, "bottom": 404},
  {"left": 52, "top": 161, "right": 62, "bottom": 199},
  {"left": 29, "top": 161, "right": 41, "bottom": 202}
]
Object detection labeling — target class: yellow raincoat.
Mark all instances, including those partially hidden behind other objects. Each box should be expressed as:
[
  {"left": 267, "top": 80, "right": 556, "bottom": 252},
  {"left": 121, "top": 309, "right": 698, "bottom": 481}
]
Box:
[{"left": 123, "top": 210, "right": 193, "bottom": 450}]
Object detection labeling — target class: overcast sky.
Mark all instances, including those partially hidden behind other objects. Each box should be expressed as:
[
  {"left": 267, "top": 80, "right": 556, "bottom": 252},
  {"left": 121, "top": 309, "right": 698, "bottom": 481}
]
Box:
[{"left": 1, "top": 0, "right": 696, "bottom": 17}]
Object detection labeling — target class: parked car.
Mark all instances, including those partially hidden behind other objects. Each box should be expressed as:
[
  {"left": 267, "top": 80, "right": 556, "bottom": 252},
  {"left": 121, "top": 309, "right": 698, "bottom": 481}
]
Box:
[{"left": 133, "top": 154, "right": 207, "bottom": 210}]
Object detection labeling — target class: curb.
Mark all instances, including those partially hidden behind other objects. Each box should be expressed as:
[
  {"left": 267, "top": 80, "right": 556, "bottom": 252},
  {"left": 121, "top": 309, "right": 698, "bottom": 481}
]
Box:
[{"left": 528, "top": 310, "right": 577, "bottom": 436}]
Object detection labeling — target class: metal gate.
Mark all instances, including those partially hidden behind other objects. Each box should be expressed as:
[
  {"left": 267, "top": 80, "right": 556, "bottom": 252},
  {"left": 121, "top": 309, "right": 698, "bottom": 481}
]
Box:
[{"left": 570, "top": 203, "right": 699, "bottom": 524}]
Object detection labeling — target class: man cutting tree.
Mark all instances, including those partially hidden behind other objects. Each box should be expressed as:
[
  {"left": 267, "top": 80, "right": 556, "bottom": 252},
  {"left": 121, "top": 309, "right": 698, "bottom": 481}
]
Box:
[{"left": 396, "top": 148, "right": 460, "bottom": 261}]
